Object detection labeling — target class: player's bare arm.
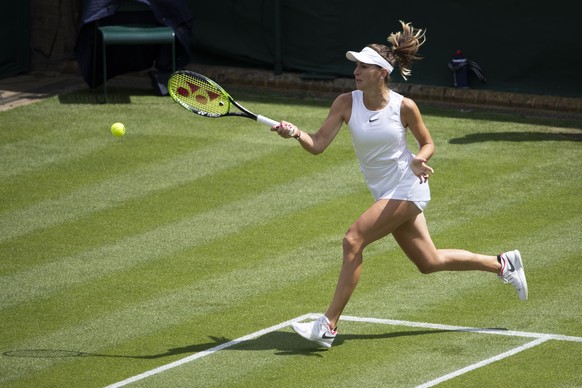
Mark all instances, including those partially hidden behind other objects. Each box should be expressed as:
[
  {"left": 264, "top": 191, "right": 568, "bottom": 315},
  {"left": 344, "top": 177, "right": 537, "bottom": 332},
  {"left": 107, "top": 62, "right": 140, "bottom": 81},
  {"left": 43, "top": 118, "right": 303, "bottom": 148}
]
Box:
[
  {"left": 272, "top": 93, "right": 351, "bottom": 155},
  {"left": 401, "top": 97, "right": 435, "bottom": 181}
]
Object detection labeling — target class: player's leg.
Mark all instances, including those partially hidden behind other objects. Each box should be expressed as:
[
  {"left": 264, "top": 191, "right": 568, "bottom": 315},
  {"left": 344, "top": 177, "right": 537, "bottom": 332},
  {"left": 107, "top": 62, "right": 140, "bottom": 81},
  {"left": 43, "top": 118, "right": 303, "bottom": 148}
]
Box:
[
  {"left": 391, "top": 211, "right": 500, "bottom": 274},
  {"left": 324, "top": 199, "right": 421, "bottom": 326},
  {"left": 293, "top": 199, "right": 419, "bottom": 347},
  {"left": 392, "top": 213, "right": 528, "bottom": 300}
]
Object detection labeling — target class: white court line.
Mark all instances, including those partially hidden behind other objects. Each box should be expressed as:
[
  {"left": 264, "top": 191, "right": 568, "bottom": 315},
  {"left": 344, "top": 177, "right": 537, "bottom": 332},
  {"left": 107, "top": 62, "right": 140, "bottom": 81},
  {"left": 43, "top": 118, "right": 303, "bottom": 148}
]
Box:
[
  {"left": 105, "top": 313, "right": 582, "bottom": 387},
  {"left": 104, "top": 313, "right": 314, "bottom": 388},
  {"left": 416, "top": 337, "right": 549, "bottom": 388},
  {"left": 339, "top": 315, "right": 582, "bottom": 342}
]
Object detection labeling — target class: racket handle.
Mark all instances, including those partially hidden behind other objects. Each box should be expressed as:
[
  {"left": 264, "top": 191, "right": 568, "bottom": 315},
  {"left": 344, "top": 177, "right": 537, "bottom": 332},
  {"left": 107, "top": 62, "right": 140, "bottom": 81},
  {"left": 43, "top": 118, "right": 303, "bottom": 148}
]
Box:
[{"left": 256, "top": 115, "right": 280, "bottom": 128}]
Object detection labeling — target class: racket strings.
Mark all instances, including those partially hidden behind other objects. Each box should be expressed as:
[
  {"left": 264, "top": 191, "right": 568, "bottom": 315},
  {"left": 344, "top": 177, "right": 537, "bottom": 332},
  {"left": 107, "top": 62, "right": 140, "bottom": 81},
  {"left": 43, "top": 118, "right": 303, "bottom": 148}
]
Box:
[{"left": 168, "top": 73, "right": 230, "bottom": 116}]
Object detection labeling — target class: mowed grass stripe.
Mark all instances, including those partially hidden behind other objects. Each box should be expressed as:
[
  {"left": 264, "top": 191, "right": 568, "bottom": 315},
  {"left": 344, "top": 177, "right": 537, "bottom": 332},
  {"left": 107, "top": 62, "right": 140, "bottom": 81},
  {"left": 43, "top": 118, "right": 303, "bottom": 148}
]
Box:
[
  {"left": 0, "top": 104, "right": 91, "bottom": 144},
  {"left": 0, "top": 135, "right": 109, "bottom": 179},
  {"left": 0, "top": 135, "right": 286, "bottom": 243},
  {"left": 0, "top": 161, "right": 361, "bottom": 308},
  {"left": 0, "top": 141, "right": 288, "bottom": 272},
  {"left": 0, "top": 234, "right": 343, "bottom": 384},
  {"left": 0, "top": 191, "right": 359, "bottom": 349},
  {"left": 0, "top": 133, "right": 220, "bottom": 212},
  {"left": 0, "top": 192, "right": 359, "bottom": 385},
  {"left": 0, "top": 145, "right": 328, "bottom": 274}
]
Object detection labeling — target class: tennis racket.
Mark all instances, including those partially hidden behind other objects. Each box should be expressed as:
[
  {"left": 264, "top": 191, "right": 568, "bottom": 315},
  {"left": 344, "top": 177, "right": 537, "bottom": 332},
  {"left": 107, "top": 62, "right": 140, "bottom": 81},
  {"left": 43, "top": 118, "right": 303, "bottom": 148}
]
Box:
[{"left": 167, "top": 70, "right": 280, "bottom": 128}]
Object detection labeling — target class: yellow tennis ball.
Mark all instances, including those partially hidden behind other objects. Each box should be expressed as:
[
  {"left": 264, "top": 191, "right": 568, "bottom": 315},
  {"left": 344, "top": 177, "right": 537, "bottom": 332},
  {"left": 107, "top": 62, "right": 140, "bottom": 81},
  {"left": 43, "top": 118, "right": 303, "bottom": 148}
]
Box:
[{"left": 111, "top": 122, "right": 125, "bottom": 137}]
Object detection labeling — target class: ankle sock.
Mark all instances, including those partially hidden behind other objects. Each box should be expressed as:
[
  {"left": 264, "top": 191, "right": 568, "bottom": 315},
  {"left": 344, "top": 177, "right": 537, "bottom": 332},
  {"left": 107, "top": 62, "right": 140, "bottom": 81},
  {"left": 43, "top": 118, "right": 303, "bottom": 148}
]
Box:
[{"left": 497, "top": 254, "right": 505, "bottom": 275}]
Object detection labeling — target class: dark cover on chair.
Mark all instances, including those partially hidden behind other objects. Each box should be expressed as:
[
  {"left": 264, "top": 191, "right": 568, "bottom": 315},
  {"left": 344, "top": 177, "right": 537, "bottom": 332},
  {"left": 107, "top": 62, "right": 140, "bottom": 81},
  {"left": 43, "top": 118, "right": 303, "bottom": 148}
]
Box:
[{"left": 74, "top": 0, "right": 193, "bottom": 88}]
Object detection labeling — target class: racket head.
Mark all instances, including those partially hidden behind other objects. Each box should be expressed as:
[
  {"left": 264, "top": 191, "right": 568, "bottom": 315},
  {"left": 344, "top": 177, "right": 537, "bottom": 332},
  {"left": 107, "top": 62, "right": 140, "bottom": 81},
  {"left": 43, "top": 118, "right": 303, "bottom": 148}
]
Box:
[{"left": 168, "top": 71, "right": 232, "bottom": 118}]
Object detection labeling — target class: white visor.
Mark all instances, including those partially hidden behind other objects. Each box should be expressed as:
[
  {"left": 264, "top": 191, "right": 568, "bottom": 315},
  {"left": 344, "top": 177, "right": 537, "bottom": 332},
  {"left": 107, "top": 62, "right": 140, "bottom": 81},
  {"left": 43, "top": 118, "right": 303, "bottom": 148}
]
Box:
[{"left": 346, "top": 47, "right": 393, "bottom": 74}]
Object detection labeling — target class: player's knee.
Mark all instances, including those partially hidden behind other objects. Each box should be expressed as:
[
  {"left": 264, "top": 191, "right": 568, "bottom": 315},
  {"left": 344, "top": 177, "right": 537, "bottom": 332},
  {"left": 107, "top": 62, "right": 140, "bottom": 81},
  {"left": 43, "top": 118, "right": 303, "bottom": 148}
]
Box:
[
  {"left": 413, "top": 256, "right": 443, "bottom": 274},
  {"left": 416, "top": 262, "right": 438, "bottom": 274},
  {"left": 343, "top": 230, "right": 363, "bottom": 255},
  {"left": 342, "top": 230, "right": 367, "bottom": 266}
]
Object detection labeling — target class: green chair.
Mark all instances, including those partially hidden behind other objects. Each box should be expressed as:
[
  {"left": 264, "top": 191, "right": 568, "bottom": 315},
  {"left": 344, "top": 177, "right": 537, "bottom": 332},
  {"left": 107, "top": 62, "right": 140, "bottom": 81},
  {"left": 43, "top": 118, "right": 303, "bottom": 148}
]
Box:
[{"left": 96, "top": 2, "right": 176, "bottom": 102}]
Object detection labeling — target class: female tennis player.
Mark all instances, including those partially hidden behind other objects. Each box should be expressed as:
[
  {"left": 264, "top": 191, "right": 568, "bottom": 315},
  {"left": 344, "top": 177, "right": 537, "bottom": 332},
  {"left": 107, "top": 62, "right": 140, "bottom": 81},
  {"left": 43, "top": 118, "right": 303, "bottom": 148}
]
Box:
[{"left": 271, "top": 21, "right": 528, "bottom": 349}]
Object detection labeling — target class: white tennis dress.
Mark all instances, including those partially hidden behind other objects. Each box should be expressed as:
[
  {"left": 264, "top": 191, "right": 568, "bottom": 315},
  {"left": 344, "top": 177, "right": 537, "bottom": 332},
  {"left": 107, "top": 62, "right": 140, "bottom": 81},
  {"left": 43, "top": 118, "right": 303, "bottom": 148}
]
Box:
[{"left": 348, "top": 89, "right": 430, "bottom": 206}]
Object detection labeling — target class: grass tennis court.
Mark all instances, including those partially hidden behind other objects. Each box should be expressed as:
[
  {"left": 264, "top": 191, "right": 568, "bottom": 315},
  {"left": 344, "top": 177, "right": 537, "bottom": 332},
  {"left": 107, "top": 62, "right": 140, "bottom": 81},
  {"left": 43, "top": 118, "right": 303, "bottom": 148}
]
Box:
[{"left": 1, "top": 85, "right": 581, "bottom": 387}]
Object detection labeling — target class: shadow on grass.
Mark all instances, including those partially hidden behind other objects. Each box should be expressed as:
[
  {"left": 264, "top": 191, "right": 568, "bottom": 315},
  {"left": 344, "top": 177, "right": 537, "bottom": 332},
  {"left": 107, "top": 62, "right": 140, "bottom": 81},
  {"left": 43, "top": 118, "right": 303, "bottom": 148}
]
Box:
[
  {"left": 449, "top": 131, "right": 582, "bottom": 143},
  {"left": 3, "top": 328, "right": 487, "bottom": 360},
  {"left": 57, "top": 88, "right": 160, "bottom": 105},
  {"left": 1, "top": 336, "right": 230, "bottom": 360}
]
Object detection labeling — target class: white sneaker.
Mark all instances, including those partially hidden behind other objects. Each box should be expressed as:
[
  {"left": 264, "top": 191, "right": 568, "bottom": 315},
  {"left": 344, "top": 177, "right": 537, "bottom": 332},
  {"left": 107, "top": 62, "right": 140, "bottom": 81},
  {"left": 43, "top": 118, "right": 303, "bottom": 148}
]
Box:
[
  {"left": 291, "top": 315, "right": 337, "bottom": 349},
  {"left": 498, "top": 250, "right": 528, "bottom": 301}
]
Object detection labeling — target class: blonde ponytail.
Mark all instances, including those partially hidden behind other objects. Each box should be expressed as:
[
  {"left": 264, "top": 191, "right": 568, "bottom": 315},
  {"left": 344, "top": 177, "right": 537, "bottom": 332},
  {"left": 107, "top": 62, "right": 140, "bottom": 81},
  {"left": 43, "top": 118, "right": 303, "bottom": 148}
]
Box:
[
  {"left": 369, "top": 20, "right": 426, "bottom": 82},
  {"left": 387, "top": 20, "right": 426, "bottom": 80}
]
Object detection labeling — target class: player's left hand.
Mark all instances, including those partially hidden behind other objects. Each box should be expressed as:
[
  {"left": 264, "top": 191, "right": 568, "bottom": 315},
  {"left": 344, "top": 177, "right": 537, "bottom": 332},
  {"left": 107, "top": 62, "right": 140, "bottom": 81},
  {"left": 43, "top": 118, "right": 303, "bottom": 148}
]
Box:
[{"left": 411, "top": 157, "right": 434, "bottom": 184}]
